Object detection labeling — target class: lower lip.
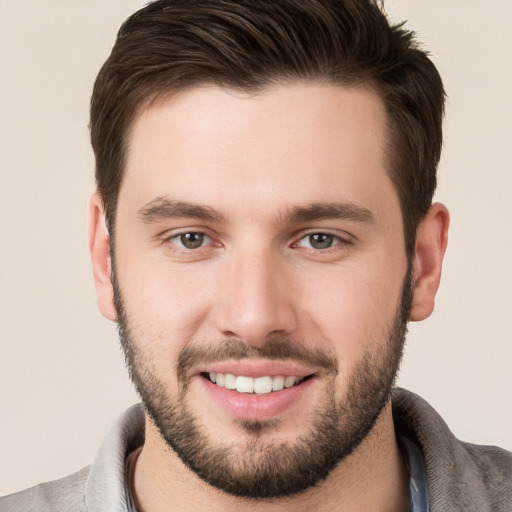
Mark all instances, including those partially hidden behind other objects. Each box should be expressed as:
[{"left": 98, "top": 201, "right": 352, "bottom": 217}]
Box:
[{"left": 201, "top": 376, "right": 316, "bottom": 422}]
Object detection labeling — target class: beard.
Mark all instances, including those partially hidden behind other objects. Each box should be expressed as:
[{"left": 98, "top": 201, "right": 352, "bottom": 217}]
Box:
[{"left": 112, "top": 264, "right": 412, "bottom": 499}]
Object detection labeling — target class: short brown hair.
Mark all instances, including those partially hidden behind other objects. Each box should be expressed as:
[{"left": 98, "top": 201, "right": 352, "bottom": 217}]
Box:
[{"left": 90, "top": 0, "right": 445, "bottom": 258}]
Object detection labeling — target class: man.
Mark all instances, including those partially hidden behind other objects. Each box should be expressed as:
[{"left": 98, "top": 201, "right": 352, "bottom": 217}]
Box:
[{"left": 1, "top": 0, "right": 511, "bottom": 510}]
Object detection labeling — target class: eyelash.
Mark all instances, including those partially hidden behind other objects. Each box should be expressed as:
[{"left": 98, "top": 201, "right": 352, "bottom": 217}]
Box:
[
  {"left": 292, "top": 231, "right": 351, "bottom": 252},
  {"left": 161, "top": 230, "right": 353, "bottom": 255},
  {"left": 164, "top": 230, "right": 218, "bottom": 253}
]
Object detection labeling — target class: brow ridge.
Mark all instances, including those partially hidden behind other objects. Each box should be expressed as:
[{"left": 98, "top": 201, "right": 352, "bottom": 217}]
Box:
[
  {"left": 138, "top": 197, "right": 225, "bottom": 223},
  {"left": 137, "top": 197, "right": 374, "bottom": 225},
  {"left": 286, "top": 202, "right": 375, "bottom": 224}
]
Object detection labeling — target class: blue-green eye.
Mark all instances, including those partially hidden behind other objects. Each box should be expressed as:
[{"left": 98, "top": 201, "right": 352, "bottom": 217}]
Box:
[{"left": 297, "top": 233, "right": 340, "bottom": 250}]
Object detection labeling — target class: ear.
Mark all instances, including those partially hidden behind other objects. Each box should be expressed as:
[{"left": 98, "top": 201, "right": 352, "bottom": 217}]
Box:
[
  {"left": 409, "top": 203, "right": 450, "bottom": 322},
  {"left": 88, "top": 193, "right": 117, "bottom": 322}
]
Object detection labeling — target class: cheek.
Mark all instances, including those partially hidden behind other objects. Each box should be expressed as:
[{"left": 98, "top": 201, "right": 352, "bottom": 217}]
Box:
[
  {"left": 117, "top": 259, "right": 217, "bottom": 367},
  {"left": 297, "top": 261, "right": 405, "bottom": 370}
]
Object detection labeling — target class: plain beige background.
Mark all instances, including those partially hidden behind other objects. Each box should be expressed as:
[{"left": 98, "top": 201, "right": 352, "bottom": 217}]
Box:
[{"left": 1, "top": 0, "right": 511, "bottom": 497}]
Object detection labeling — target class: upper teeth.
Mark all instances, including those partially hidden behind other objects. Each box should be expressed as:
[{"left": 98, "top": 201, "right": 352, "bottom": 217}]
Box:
[{"left": 209, "top": 373, "right": 303, "bottom": 394}]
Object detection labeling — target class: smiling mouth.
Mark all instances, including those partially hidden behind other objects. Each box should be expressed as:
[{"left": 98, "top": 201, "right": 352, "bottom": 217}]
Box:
[{"left": 201, "top": 372, "right": 314, "bottom": 395}]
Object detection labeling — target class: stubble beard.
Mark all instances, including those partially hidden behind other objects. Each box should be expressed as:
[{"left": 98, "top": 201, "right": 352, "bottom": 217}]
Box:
[{"left": 112, "top": 264, "right": 412, "bottom": 499}]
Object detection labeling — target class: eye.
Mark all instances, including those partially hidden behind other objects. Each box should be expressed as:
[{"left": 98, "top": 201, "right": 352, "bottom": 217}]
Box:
[
  {"left": 170, "top": 232, "right": 211, "bottom": 250},
  {"left": 296, "top": 233, "right": 342, "bottom": 250}
]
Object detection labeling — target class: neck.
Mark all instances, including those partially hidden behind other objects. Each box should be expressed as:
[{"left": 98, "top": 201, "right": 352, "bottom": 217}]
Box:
[{"left": 132, "top": 402, "right": 409, "bottom": 512}]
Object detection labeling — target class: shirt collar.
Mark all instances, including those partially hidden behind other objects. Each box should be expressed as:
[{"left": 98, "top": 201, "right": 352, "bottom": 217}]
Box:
[{"left": 85, "top": 404, "right": 144, "bottom": 512}]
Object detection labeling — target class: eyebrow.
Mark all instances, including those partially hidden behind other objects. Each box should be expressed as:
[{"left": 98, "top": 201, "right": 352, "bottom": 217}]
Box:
[
  {"left": 138, "top": 197, "right": 225, "bottom": 223},
  {"left": 286, "top": 202, "right": 375, "bottom": 224},
  {"left": 137, "top": 197, "right": 375, "bottom": 225}
]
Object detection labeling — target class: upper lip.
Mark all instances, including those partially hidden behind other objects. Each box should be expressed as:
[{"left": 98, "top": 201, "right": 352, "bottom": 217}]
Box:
[{"left": 197, "top": 360, "right": 318, "bottom": 378}]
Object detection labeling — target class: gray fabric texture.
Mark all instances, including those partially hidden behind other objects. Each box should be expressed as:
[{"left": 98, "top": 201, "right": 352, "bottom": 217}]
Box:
[{"left": 1, "top": 389, "right": 511, "bottom": 511}]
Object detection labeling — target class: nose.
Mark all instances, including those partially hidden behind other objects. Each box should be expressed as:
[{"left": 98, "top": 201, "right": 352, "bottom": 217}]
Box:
[{"left": 213, "top": 248, "right": 298, "bottom": 347}]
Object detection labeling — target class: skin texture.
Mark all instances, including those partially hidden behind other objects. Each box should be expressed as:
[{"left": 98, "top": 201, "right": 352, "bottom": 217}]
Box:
[{"left": 89, "top": 83, "right": 449, "bottom": 511}]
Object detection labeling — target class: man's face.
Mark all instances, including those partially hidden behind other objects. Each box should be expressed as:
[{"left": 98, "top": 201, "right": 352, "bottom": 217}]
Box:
[{"left": 111, "top": 84, "right": 410, "bottom": 497}]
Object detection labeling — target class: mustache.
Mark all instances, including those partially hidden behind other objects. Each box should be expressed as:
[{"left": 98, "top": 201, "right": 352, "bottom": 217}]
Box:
[{"left": 176, "top": 338, "right": 338, "bottom": 386}]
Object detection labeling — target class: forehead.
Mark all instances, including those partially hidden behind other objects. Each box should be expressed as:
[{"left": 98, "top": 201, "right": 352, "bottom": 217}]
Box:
[{"left": 121, "top": 83, "right": 396, "bottom": 221}]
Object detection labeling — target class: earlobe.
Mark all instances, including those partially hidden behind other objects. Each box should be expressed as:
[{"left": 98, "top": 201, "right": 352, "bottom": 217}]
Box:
[
  {"left": 88, "top": 193, "right": 117, "bottom": 322},
  {"left": 409, "top": 203, "right": 450, "bottom": 322}
]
